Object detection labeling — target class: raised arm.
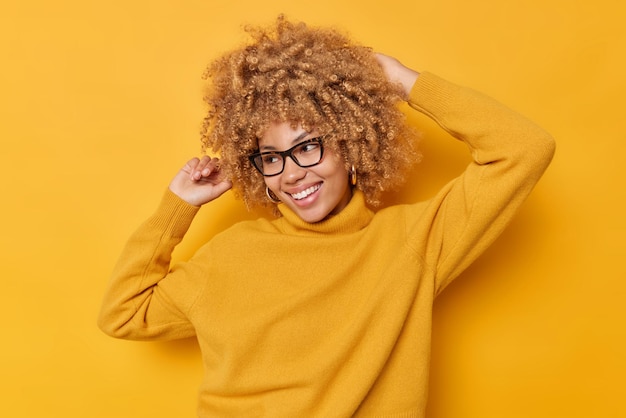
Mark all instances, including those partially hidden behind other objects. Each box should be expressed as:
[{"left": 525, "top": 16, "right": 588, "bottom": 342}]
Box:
[
  {"left": 377, "top": 55, "right": 556, "bottom": 293},
  {"left": 97, "top": 157, "right": 231, "bottom": 340}
]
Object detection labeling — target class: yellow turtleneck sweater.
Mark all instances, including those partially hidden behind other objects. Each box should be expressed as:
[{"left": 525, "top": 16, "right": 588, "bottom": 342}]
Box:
[{"left": 98, "top": 72, "right": 555, "bottom": 417}]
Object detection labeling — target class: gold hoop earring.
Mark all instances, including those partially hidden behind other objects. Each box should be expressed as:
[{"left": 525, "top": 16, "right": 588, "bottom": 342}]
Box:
[
  {"left": 349, "top": 165, "right": 357, "bottom": 186},
  {"left": 266, "top": 186, "right": 281, "bottom": 204}
]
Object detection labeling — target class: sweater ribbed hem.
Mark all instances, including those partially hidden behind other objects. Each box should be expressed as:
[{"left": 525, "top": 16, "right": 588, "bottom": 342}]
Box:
[
  {"left": 146, "top": 189, "right": 200, "bottom": 239},
  {"left": 408, "top": 71, "right": 458, "bottom": 121}
]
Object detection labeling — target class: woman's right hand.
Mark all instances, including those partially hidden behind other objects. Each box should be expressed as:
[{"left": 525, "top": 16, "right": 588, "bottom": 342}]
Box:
[{"left": 168, "top": 156, "right": 233, "bottom": 207}]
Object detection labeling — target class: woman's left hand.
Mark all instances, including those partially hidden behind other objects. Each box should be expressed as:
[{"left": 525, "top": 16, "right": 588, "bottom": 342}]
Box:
[{"left": 375, "top": 53, "right": 420, "bottom": 99}]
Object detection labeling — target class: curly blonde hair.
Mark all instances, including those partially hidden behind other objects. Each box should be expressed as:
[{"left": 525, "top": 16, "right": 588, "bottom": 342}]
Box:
[{"left": 201, "top": 15, "right": 420, "bottom": 210}]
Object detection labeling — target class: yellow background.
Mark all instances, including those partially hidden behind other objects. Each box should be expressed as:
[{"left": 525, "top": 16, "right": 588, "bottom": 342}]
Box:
[{"left": 1, "top": 0, "right": 624, "bottom": 416}]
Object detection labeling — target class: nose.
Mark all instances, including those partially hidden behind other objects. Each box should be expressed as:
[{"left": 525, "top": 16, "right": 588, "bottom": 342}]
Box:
[{"left": 282, "top": 156, "right": 306, "bottom": 183}]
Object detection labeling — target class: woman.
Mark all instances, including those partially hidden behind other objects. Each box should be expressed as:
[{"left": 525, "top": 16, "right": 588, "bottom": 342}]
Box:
[{"left": 98, "top": 16, "right": 555, "bottom": 417}]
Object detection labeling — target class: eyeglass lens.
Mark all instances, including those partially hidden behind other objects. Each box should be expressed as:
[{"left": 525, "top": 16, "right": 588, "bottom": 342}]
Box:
[{"left": 252, "top": 138, "right": 323, "bottom": 176}]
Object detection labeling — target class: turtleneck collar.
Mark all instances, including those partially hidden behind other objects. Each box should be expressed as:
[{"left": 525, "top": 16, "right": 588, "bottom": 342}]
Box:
[{"left": 275, "top": 190, "right": 374, "bottom": 235}]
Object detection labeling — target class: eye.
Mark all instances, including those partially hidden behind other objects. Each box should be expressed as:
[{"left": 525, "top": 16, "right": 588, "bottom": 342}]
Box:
[
  {"left": 261, "top": 153, "right": 281, "bottom": 165},
  {"left": 300, "top": 141, "right": 321, "bottom": 153}
]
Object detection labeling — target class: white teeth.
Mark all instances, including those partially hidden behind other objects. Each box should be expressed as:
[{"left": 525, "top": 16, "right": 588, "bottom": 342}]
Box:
[{"left": 291, "top": 184, "right": 320, "bottom": 200}]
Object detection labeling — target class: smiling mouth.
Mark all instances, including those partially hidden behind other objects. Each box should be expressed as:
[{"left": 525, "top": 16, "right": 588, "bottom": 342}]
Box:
[{"left": 289, "top": 184, "right": 321, "bottom": 200}]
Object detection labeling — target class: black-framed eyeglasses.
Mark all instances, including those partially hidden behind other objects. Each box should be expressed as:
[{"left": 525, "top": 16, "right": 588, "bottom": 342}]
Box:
[{"left": 248, "top": 136, "right": 325, "bottom": 177}]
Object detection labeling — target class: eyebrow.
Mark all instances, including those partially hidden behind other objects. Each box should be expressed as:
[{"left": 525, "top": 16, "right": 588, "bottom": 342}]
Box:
[{"left": 260, "top": 131, "right": 311, "bottom": 152}]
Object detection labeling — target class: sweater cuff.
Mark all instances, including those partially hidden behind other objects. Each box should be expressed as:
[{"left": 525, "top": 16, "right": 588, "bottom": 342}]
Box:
[
  {"left": 407, "top": 72, "right": 459, "bottom": 120},
  {"left": 146, "top": 189, "right": 201, "bottom": 240}
]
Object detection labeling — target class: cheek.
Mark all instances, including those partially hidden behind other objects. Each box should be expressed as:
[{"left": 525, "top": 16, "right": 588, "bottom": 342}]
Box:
[
  {"left": 264, "top": 177, "right": 279, "bottom": 190},
  {"left": 321, "top": 149, "right": 347, "bottom": 174}
]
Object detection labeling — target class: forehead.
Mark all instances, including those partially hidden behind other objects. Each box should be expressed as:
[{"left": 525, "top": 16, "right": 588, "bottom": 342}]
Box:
[{"left": 258, "top": 121, "right": 314, "bottom": 149}]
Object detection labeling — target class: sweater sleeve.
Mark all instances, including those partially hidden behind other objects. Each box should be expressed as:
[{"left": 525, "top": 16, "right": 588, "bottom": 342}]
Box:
[
  {"left": 406, "top": 73, "right": 556, "bottom": 294},
  {"left": 97, "top": 189, "right": 203, "bottom": 340}
]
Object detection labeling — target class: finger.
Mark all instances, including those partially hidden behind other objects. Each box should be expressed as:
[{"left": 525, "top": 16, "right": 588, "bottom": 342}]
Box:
[
  {"left": 198, "top": 157, "right": 222, "bottom": 179},
  {"left": 206, "top": 158, "right": 222, "bottom": 174},
  {"left": 194, "top": 171, "right": 226, "bottom": 186},
  {"left": 184, "top": 157, "right": 200, "bottom": 171},
  {"left": 191, "top": 156, "right": 212, "bottom": 180},
  {"left": 180, "top": 158, "right": 199, "bottom": 177}
]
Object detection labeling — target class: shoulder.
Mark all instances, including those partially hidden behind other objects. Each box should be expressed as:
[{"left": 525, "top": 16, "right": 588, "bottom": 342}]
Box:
[
  {"left": 370, "top": 200, "right": 432, "bottom": 232},
  {"left": 188, "top": 216, "right": 278, "bottom": 263}
]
